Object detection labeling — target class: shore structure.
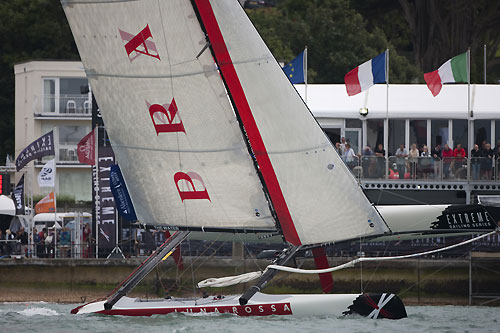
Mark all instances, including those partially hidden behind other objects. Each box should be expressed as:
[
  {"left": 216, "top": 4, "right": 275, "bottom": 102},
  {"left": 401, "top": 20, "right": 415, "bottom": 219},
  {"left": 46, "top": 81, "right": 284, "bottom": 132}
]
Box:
[{"left": 1, "top": 254, "right": 499, "bottom": 306}]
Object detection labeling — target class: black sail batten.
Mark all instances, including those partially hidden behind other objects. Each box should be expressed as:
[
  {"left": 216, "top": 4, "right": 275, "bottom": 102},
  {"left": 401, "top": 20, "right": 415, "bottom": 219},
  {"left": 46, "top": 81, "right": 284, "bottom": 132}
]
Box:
[{"left": 189, "top": 0, "right": 286, "bottom": 242}]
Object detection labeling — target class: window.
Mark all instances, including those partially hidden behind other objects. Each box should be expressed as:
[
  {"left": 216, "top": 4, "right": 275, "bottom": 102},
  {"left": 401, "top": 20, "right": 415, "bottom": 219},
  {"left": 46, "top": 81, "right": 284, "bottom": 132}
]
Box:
[
  {"left": 452, "top": 119, "right": 468, "bottom": 150},
  {"left": 346, "top": 119, "right": 362, "bottom": 128},
  {"left": 475, "top": 120, "right": 491, "bottom": 148},
  {"left": 389, "top": 120, "right": 405, "bottom": 156},
  {"left": 59, "top": 125, "right": 90, "bottom": 145},
  {"left": 60, "top": 78, "right": 88, "bottom": 96},
  {"left": 42, "top": 77, "right": 89, "bottom": 114},
  {"left": 366, "top": 119, "right": 384, "bottom": 149},
  {"left": 323, "top": 128, "right": 341, "bottom": 145},
  {"left": 431, "top": 119, "right": 448, "bottom": 148},
  {"left": 410, "top": 120, "right": 427, "bottom": 149}
]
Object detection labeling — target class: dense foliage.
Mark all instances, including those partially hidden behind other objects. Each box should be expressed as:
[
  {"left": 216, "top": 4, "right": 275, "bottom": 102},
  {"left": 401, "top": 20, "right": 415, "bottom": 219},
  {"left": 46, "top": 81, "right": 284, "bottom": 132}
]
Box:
[{"left": 0, "top": 0, "right": 498, "bottom": 160}]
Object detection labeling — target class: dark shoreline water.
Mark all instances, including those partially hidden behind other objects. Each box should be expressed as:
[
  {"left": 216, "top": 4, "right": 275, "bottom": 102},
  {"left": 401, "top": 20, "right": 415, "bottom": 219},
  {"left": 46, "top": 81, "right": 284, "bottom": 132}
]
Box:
[{"left": 1, "top": 302, "right": 498, "bottom": 333}]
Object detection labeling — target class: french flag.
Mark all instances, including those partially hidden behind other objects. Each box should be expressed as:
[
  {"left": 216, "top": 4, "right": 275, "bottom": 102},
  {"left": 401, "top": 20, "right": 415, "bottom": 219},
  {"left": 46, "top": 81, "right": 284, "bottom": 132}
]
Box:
[{"left": 344, "top": 52, "right": 387, "bottom": 96}]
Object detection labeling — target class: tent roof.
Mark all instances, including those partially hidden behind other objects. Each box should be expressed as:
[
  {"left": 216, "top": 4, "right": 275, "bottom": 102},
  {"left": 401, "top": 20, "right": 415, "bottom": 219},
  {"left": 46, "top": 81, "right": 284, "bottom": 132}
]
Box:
[
  {"left": 0, "top": 195, "right": 15, "bottom": 216},
  {"left": 295, "top": 84, "right": 500, "bottom": 120}
]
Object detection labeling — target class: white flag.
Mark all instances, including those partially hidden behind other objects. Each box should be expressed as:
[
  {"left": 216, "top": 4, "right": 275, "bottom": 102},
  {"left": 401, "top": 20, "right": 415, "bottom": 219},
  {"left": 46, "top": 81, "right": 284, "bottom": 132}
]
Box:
[{"left": 38, "top": 159, "right": 55, "bottom": 187}]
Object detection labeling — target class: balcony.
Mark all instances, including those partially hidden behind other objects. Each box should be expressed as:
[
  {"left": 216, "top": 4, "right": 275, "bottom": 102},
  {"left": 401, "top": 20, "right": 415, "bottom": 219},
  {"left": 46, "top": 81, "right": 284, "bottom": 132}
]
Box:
[
  {"left": 33, "top": 94, "right": 91, "bottom": 117},
  {"left": 37, "top": 144, "right": 88, "bottom": 166},
  {"left": 342, "top": 156, "right": 500, "bottom": 192}
]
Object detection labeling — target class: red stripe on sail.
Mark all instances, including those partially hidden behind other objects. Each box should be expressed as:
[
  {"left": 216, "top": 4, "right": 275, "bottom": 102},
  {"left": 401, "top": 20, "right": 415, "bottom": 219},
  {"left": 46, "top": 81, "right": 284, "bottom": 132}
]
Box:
[
  {"left": 424, "top": 70, "right": 442, "bottom": 97},
  {"left": 344, "top": 67, "right": 361, "bottom": 96},
  {"left": 312, "top": 247, "right": 334, "bottom": 293},
  {"left": 194, "top": 0, "right": 301, "bottom": 245}
]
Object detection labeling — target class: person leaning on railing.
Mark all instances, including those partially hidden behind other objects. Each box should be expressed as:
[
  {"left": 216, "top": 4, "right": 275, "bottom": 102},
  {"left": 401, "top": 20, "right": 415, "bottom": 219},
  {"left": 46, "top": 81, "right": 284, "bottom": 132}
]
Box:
[
  {"left": 431, "top": 144, "right": 442, "bottom": 179},
  {"left": 419, "top": 145, "right": 433, "bottom": 179},
  {"left": 481, "top": 143, "right": 494, "bottom": 180},
  {"left": 395, "top": 144, "right": 408, "bottom": 179},
  {"left": 453, "top": 143, "right": 466, "bottom": 179},
  {"left": 471, "top": 144, "right": 481, "bottom": 180},
  {"left": 442, "top": 144, "right": 454, "bottom": 179},
  {"left": 374, "top": 143, "right": 386, "bottom": 179}
]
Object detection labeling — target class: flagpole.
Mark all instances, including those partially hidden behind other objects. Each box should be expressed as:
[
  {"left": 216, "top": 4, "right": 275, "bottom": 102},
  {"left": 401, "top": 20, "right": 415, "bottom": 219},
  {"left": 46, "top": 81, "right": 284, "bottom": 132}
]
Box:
[
  {"left": 384, "top": 48, "right": 389, "bottom": 179},
  {"left": 466, "top": 48, "right": 472, "bottom": 204},
  {"left": 53, "top": 126, "right": 58, "bottom": 258},
  {"left": 483, "top": 44, "right": 487, "bottom": 84},
  {"left": 95, "top": 125, "right": 99, "bottom": 258},
  {"left": 304, "top": 46, "right": 308, "bottom": 104}
]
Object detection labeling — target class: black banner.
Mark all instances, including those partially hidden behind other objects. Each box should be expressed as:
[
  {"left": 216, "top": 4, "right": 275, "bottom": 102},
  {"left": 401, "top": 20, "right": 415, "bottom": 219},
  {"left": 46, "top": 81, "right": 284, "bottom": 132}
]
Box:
[
  {"left": 91, "top": 95, "right": 117, "bottom": 252},
  {"left": 15, "top": 131, "right": 55, "bottom": 171},
  {"left": 12, "top": 175, "right": 25, "bottom": 215},
  {"left": 96, "top": 146, "right": 116, "bottom": 249}
]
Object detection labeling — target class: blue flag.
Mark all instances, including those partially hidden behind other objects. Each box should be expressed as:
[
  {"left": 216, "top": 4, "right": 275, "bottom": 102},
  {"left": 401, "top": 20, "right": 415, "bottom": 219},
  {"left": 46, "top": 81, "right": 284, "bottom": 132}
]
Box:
[
  {"left": 110, "top": 164, "right": 138, "bottom": 222},
  {"left": 282, "top": 51, "right": 305, "bottom": 84}
]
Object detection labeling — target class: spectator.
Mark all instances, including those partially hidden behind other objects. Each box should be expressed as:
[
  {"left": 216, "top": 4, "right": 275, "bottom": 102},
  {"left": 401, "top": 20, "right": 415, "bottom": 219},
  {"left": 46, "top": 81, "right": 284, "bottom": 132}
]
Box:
[
  {"left": 494, "top": 140, "right": 500, "bottom": 178},
  {"left": 37, "top": 228, "right": 47, "bottom": 258},
  {"left": 471, "top": 144, "right": 481, "bottom": 180},
  {"left": 343, "top": 143, "right": 357, "bottom": 170},
  {"left": 431, "top": 144, "right": 442, "bottom": 179},
  {"left": 481, "top": 143, "right": 494, "bottom": 180},
  {"left": 420, "top": 145, "right": 432, "bottom": 179},
  {"left": 453, "top": 143, "right": 466, "bottom": 179},
  {"left": 82, "top": 223, "right": 91, "bottom": 258},
  {"left": 340, "top": 137, "right": 347, "bottom": 153},
  {"left": 335, "top": 142, "right": 343, "bottom": 155},
  {"left": 16, "top": 228, "right": 28, "bottom": 257},
  {"left": 374, "top": 143, "right": 386, "bottom": 179},
  {"left": 5, "top": 229, "right": 15, "bottom": 256},
  {"left": 395, "top": 144, "right": 408, "bottom": 179},
  {"left": 361, "top": 145, "right": 374, "bottom": 178},
  {"left": 409, "top": 144, "right": 419, "bottom": 179},
  {"left": 442, "top": 144, "right": 454, "bottom": 179},
  {"left": 59, "top": 227, "right": 71, "bottom": 258}
]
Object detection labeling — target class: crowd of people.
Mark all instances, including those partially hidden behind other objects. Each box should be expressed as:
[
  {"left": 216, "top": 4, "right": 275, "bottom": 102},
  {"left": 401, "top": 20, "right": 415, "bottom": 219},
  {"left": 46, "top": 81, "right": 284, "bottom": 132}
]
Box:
[
  {"left": 335, "top": 137, "right": 500, "bottom": 180},
  {"left": 0, "top": 223, "right": 94, "bottom": 259},
  {"left": 0, "top": 228, "right": 28, "bottom": 257}
]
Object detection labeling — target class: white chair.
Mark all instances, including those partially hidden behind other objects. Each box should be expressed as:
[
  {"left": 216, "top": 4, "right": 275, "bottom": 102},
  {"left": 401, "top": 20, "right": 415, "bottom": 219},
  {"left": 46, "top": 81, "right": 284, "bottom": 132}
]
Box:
[
  {"left": 83, "top": 100, "right": 91, "bottom": 114},
  {"left": 66, "top": 100, "right": 76, "bottom": 113}
]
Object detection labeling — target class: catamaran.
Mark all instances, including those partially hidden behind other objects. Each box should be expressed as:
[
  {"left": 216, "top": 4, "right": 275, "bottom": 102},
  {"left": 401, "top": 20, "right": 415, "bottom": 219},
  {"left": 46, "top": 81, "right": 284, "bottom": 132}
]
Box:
[{"left": 62, "top": 0, "right": 498, "bottom": 318}]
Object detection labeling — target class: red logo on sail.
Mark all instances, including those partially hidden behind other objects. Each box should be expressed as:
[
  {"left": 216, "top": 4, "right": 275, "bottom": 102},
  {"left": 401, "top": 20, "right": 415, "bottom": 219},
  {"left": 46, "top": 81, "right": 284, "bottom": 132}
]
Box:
[
  {"left": 119, "top": 25, "right": 160, "bottom": 62},
  {"left": 174, "top": 172, "right": 210, "bottom": 202},
  {"left": 147, "top": 98, "right": 185, "bottom": 135}
]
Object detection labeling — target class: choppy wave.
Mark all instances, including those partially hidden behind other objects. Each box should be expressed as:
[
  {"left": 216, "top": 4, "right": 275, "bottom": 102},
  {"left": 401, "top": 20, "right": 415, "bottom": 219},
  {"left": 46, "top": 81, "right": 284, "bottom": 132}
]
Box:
[{"left": 16, "top": 307, "right": 60, "bottom": 317}]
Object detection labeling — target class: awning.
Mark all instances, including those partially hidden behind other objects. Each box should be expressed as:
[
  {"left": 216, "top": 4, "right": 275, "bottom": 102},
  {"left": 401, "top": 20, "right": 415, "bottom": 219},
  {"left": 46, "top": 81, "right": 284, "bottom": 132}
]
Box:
[{"left": 0, "top": 195, "right": 15, "bottom": 216}]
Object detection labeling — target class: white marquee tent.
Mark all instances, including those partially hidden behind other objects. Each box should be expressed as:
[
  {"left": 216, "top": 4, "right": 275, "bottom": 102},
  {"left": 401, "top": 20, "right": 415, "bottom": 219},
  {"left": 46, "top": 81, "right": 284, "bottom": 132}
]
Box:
[{"left": 295, "top": 84, "right": 500, "bottom": 120}]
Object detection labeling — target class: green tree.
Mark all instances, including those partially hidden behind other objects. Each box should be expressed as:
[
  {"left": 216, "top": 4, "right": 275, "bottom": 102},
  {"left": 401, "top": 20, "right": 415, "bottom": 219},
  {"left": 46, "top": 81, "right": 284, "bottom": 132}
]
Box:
[
  {"left": 398, "top": 0, "right": 500, "bottom": 83},
  {"left": 0, "top": 0, "right": 79, "bottom": 161},
  {"left": 249, "top": 0, "right": 421, "bottom": 84}
]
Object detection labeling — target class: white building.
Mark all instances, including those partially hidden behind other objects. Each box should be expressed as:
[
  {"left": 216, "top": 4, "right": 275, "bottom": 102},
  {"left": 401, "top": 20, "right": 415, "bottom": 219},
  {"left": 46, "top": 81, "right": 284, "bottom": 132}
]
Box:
[
  {"left": 295, "top": 84, "right": 500, "bottom": 155},
  {"left": 14, "top": 61, "right": 92, "bottom": 202}
]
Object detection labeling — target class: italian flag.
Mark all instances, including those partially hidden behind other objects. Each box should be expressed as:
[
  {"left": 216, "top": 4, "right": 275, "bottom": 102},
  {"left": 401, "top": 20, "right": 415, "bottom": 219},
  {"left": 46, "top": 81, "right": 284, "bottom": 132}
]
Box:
[{"left": 424, "top": 52, "right": 467, "bottom": 97}]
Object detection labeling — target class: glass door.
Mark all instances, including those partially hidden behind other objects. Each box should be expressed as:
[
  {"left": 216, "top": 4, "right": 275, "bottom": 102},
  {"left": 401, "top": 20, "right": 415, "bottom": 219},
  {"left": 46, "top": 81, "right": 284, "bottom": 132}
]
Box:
[{"left": 345, "top": 129, "right": 362, "bottom": 154}]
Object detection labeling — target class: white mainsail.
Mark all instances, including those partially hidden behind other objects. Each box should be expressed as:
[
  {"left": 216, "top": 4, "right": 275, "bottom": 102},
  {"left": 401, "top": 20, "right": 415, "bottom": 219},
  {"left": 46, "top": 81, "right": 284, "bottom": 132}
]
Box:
[
  {"left": 62, "top": 0, "right": 274, "bottom": 230},
  {"left": 62, "top": 0, "right": 389, "bottom": 245}
]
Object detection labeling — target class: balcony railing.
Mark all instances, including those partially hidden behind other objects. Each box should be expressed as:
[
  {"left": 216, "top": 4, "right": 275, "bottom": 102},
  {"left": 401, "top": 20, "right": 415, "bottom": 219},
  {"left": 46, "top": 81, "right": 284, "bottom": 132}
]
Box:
[
  {"left": 38, "top": 145, "right": 81, "bottom": 164},
  {"left": 343, "top": 155, "right": 500, "bottom": 183},
  {"left": 33, "top": 94, "right": 91, "bottom": 117}
]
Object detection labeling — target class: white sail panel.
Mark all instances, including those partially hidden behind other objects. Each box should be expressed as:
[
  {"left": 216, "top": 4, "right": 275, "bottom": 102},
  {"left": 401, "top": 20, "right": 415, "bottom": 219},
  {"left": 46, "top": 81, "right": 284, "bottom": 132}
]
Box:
[
  {"left": 62, "top": 0, "right": 274, "bottom": 230},
  {"left": 198, "top": 0, "right": 389, "bottom": 244}
]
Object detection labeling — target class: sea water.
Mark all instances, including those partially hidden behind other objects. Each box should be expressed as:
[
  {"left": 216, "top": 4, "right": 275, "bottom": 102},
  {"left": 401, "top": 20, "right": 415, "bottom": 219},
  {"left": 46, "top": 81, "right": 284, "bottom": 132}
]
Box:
[{"left": 0, "top": 302, "right": 497, "bottom": 333}]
